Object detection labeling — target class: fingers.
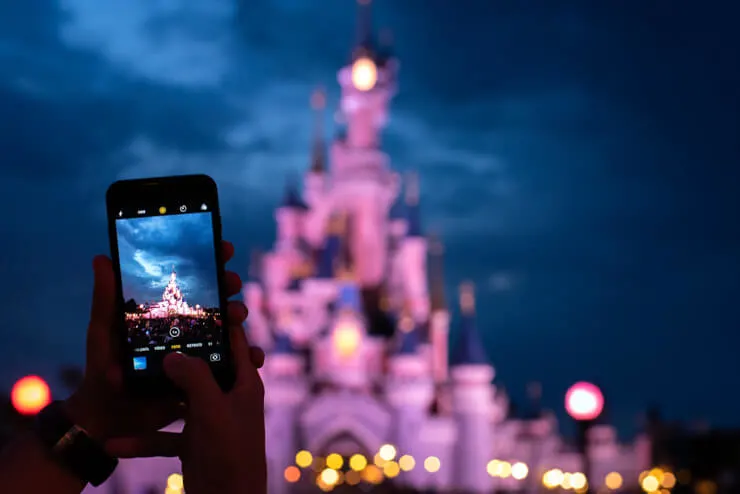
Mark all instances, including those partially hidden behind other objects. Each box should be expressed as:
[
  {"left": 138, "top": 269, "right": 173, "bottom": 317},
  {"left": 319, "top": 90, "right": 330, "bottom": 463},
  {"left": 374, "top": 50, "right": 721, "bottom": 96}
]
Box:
[
  {"left": 221, "top": 240, "right": 235, "bottom": 263},
  {"left": 89, "top": 256, "right": 116, "bottom": 332},
  {"left": 163, "top": 353, "right": 222, "bottom": 409},
  {"left": 227, "top": 301, "right": 248, "bottom": 325},
  {"left": 230, "top": 325, "right": 266, "bottom": 388},
  {"left": 224, "top": 270, "right": 242, "bottom": 297},
  {"left": 106, "top": 432, "right": 182, "bottom": 458},
  {"left": 250, "top": 346, "right": 266, "bottom": 369}
]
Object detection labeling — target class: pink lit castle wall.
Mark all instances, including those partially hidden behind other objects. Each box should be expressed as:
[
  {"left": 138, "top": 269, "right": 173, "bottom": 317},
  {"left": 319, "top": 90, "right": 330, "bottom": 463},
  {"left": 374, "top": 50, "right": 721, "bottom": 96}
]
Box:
[{"left": 88, "top": 2, "right": 651, "bottom": 493}]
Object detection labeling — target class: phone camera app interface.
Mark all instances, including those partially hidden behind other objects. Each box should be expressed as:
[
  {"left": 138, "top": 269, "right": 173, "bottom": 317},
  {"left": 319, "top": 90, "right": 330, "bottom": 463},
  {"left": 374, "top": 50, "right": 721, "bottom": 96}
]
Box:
[{"left": 116, "top": 210, "right": 222, "bottom": 369}]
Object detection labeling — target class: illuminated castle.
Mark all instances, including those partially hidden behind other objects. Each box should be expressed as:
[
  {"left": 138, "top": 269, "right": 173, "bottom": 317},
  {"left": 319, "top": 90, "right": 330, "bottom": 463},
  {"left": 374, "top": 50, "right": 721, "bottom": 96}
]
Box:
[
  {"left": 93, "top": 2, "right": 651, "bottom": 493},
  {"left": 133, "top": 266, "right": 204, "bottom": 319}
]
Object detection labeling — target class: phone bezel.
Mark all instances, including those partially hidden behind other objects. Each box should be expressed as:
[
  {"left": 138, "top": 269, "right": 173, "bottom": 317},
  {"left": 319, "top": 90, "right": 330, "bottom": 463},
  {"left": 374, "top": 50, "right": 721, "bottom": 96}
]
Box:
[{"left": 106, "top": 174, "right": 235, "bottom": 396}]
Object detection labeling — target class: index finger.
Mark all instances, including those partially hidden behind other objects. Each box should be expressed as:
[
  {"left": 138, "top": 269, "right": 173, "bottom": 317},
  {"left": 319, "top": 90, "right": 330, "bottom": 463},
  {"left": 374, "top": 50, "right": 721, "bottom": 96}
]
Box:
[
  {"left": 229, "top": 326, "right": 261, "bottom": 390},
  {"left": 221, "top": 240, "right": 235, "bottom": 263}
]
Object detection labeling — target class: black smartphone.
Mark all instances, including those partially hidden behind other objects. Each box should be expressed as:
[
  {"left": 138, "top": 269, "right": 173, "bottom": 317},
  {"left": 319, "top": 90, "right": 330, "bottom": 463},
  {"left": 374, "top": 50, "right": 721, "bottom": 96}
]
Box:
[{"left": 106, "top": 174, "right": 234, "bottom": 395}]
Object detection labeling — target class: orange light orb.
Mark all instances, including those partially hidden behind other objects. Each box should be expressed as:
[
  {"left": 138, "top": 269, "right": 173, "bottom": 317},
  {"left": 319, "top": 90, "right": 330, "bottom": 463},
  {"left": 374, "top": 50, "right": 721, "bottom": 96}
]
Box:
[
  {"left": 565, "top": 382, "right": 604, "bottom": 421},
  {"left": 11, "top": 375, "right": 51, "bottom": 415},
  {"left": 351, "top": 57, "right": 377, "bottom": 91},
  {"left": 333, "top": 323, "right": 361, "bottom": 358}
]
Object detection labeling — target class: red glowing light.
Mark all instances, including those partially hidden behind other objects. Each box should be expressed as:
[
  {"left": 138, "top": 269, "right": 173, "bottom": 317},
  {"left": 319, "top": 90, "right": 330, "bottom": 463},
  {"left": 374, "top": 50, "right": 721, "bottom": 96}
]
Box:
[
  {"left": 11, "top": 375, "right": 52, "bottom": 415},
  {"left": 565, "top": 381, "right": 603, "bottom": 421}
]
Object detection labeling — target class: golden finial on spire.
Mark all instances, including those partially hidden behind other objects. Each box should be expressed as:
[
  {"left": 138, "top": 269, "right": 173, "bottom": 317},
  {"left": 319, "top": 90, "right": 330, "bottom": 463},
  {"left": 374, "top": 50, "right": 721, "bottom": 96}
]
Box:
[
  {"left": 459, "top": 281, "right": 475, "bottom": 314},
  {"left": 405, "top": 171, "right": 420, "bottom": 205}
]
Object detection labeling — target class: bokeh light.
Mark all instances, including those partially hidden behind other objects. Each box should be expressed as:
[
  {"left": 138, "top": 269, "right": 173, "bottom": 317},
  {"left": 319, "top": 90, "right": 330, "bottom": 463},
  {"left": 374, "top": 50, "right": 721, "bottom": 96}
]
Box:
[
  {"left": 320, "top": 468, "right": 339, "bottom": 486},
  {"left": 605, "top": 472, "right": 623, "bottom": 490},
  {"left": 378, "top": 443, "right": 397, "bottom": 461},
  {"left": 351, "top": 57, "right": 377, "bottom": 91},
  {"left": 543, "top": 469, "right": 564, "bottom": 489},
  {"left": 166, "top": 473, "right": 183, "bottom": 490},
  {"left": 326, "top": 453, "right": 343, "bottom": 470},
  {"left": 398, "top": 454, "right": 415, "bottom": 471},
  {"left": 349, "top": 453, "right": 367, "bottom": 471},
  {"left": 383, "top": 460, "right": 400, "bottom": 478},
  {"left": 571, "top": 472, "right": 587, "bottom": 490},
  {"left": 565, "top": 382, "right": 604, "bottom": 421},
  {"left": 284, "top": 466, "right": 300, "bottom": 483},
  {"left": 362, "top": 465, "right": 383, "bottom": 484},
  {"left": 296, "top": 450, "right": 313, "bottom": 468},
  {"left": 641, "top": 474, "right": 660, "bottom": 492},
  {"left": 661, "top": 471, "right": 676, "bottom": 488},
  {"left": 511, "top": 462, "right": 529, "bottom": 480},
  {"left": 11, "top": 375, "right": 51, "bottom": 415},
  {"left": 424, "top": 456, "right": 441, "bottom": 473}
]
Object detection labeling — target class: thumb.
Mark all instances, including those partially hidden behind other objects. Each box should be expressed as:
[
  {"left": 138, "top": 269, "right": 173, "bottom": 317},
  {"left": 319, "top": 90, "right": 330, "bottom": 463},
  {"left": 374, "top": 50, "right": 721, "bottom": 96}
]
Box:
[{"left": 163, "top": 353, "right": 222, "bottom": 407}]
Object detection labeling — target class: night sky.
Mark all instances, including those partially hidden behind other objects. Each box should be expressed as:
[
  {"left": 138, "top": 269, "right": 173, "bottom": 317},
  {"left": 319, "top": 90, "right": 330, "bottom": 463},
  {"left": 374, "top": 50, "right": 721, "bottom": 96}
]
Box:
[
  {"left": 117, "top": 213, "right": 220, "bottom": 309},
  {"left": 0, "top": 0, "right": 738, "bottom": 436}
]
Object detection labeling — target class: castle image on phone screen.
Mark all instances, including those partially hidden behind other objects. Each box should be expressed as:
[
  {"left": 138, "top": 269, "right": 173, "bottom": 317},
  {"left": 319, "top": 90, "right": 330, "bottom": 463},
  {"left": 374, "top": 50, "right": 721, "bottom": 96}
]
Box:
[{"left": 116, "top": 212, "right": 221, "bottom": 357}]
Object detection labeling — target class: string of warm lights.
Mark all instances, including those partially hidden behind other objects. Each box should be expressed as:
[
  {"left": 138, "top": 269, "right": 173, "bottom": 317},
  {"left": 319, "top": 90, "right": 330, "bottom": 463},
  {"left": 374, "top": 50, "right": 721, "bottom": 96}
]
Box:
[{"left": 281, "top": 445, "right": 691, "bottom": 493}]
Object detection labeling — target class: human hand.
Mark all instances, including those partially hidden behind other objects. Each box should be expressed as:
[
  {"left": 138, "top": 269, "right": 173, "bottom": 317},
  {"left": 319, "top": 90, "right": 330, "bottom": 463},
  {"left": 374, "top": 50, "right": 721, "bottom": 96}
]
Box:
[
  {"left": 108, "top": 327, "right": 266, "bottom": 494},
  {"left": 63, "top": 240, "right": 256, "bottom": 442}
]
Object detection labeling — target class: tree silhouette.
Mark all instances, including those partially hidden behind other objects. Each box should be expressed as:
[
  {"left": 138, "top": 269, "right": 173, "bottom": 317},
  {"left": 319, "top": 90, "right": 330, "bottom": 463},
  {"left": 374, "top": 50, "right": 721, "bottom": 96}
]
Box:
[{"left": 123, "top": 298, "right": 139, "bottom": 313}]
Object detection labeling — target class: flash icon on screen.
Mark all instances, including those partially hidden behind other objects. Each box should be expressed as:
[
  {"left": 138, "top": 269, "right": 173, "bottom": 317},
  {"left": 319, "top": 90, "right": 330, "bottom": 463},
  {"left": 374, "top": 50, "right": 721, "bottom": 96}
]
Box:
[{"left": 159, "top": 206, "right": 167, "bottom": 214}]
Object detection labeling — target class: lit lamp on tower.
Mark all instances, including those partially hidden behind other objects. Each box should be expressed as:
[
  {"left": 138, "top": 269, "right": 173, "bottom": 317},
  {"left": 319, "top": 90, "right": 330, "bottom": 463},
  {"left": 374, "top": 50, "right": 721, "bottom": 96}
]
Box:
[
  {"left": 565, "top": 381, "right": 604, "bottom": 494},
  {"left": 351, "top": 56, "right": 377, "bottom": 92}
]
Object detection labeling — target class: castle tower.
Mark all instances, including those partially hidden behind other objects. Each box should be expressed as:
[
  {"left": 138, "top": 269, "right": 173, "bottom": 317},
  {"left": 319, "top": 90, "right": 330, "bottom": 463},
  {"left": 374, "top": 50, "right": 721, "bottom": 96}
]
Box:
[
  {"left": 275, "top": 179, "right": 308, "bottom": 253},
  {"left": 262, "top": 312, "right": 308, "bottom": 494},
  {"left": 385, "top": 307, "right": 434, "bottom": 490},
  {"left": 243, "top": 249, "right": 272, "bottom": 349},
  {"left": 450, "top": 282, "right": 495, "bottom": 494},
  {"left": 396, "top": 171, "right": 430, "bottom": 320},
  {"left": 428, "top": 233, "right": 450, "bottom": 384},
  {"left": 332, "top": 0, "right": 400, "bottom": 289}
]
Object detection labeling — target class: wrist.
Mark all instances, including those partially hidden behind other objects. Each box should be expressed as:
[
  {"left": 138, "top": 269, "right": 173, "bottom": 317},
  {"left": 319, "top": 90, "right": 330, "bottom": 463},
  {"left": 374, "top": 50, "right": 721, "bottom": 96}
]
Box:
[{"left": 63, "top": 393, "right": 112, "bottom": 442}]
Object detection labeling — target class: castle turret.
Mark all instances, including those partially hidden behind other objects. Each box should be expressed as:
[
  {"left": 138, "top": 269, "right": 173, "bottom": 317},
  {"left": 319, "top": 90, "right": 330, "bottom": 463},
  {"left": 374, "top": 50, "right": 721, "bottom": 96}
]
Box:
[
  {"left": 263, "top": 312, "right": 307, "bottom": 494},
  {"left": 275, "top": 180, "right": 308, "bottom": 252},
  {"left": 450, "top": 282, "right": 495, "bottom": 494},
  {"left": 428, "top": 233, "right": 450, "bottom": 384},
  {"left": 386, "top": 307, "right": 434, "bottom": 490},
  {"left": 331, "top": 0, "right": 400, "bottom": 289},
  {"left": 397, "top": 172, "right": 430, "bottom": 320},
  {"left": 304, "top": 87, "right": 328, "bottom": 207},
  {"left": 243, "top": 249, "right": 272, "bottom": 349}
]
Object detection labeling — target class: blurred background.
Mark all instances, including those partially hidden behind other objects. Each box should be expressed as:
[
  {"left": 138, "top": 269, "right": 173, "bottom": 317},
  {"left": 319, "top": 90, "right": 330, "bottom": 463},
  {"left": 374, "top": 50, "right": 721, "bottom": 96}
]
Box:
[{"left": 0, "top": 0, "right": 738, "bottom": 493}]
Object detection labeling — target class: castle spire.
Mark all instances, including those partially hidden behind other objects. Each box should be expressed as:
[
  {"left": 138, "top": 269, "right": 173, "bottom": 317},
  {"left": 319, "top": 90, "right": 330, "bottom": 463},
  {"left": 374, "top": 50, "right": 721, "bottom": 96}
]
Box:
[
  {"left": 282, "top": 176, "right": 308, "bottom": 210},
  {"left": 428, "top": 232, "right": 447, "bottom": 311},
  {"left": 354, "top": 0, "right": 374, "bottom": 59},
  {"left": 309, "top": 87, "right": 326, "bottom": 173},
  {"left": 450, "top": 282, "right": 489, "bottom": 366}
]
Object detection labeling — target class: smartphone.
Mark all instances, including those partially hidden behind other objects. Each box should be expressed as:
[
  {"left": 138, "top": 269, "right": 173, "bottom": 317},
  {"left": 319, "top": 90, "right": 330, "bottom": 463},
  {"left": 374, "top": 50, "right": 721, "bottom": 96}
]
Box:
[{"left": 106, "top": 174, "right": 234, "bottom": 395}]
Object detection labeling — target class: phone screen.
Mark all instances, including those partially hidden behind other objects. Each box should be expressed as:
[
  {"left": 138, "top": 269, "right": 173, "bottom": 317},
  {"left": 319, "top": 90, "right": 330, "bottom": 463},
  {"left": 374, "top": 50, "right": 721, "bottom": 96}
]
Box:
[{"left": 114, "top": 202, "right": 224, "bottom": 376}]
